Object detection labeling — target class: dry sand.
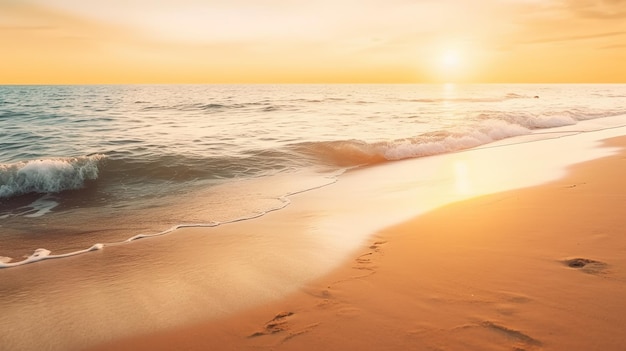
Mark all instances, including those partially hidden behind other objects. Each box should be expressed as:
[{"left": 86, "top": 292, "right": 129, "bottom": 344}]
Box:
[{"left": 93, "top": 136, "right": 626, "bottom": 351}]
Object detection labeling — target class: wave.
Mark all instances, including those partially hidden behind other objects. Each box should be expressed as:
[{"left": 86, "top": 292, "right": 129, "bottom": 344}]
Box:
[
  {"left": 3, "top": 107, "right": 623, "bottom": 201},
  {"left": 0, "top": 155, "right": 105, "bottom": 199},
  {"left": 504, "top": 93, "right": 528, "bottom": 99},
  {"left": 291, "top": 120, "right": 530, "bottom": 167},
  {"left": 0, "top": 151, "right": 301, "bottom": 202},
  {"left": 290, "top": 108, "right": 626, "bottom": 168},
  {"left": 478, "top": 108, "right": 626, "bottom": 129},
  {"left": 139, "top": 101, "right": 286, "bottom": 112},
  {"left": 406, "top": 92, "right": 533, "bottom": 104}
]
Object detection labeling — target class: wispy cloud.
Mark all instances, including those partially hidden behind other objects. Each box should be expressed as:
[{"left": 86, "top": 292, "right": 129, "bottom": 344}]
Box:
[
  {"left": 522, "top": 31, "right": 626, "bottom": 44},
  {"left": 0, "top": 25, "right": 57, "bottom": 31},
  {"left": 564, "top": 0, "right": 626, "bottom": 19},
  {"left": 599, "top": 43, "right": 626, "bottom": 49}
]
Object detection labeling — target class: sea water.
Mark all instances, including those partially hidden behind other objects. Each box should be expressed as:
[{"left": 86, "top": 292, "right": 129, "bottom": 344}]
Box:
[
  {"left": 1, "top": 84, "right": 626, "bottom": 266},
  {"left": 2, "top": 84, "right": 626, "bottom": 351}
]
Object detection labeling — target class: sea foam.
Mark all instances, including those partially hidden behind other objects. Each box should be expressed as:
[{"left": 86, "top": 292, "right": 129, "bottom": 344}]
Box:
[
  {"left": 0, "top": 154, "right": 105, "bottom": 198},
  {"left": 296, "top": 120, "right": 532, "bottom": 167},
  {"left": 0, "top": 244, "right": 104, "bottom": 268}
]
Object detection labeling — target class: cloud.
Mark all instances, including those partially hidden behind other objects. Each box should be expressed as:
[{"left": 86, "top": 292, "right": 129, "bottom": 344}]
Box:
[
  {"left": 496, "top": 0, "right": 626, "bottom": 51},
  {"left": 0, "top": 25, "right": 57, "bottom": 31},
  {"left": 565, "top": 0, "right": 626, "bottom": 19},
  {"left": 599, "top": 43, "right": 626, "bottom": 49},
  {"left": 521, "top": 31, "right": 626, "bottom": 44},
  {"left": 0, "top": 2, "right": 132, "bottom": 40}
]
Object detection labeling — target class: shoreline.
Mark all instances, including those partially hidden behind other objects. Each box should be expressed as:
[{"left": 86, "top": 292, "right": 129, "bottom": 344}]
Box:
[
  {"left": 92, "top": 136, "right": 626, "bottom": 350},
  {"left": 1, "top": 122, "right": 623, "bottom": 268},
  {"left": 2, "top": 127, "right": 625, "bottom": 351}
]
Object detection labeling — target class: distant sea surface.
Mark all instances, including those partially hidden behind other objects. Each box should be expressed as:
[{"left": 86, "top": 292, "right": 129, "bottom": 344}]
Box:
[{"left": 1, "top": 84, "right": 625, "bottom": 266}]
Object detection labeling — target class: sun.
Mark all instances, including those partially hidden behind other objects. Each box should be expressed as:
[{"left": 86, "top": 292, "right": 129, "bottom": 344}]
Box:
[
  {"left": 441, "top": 50, "right": 461, "bottom": 69},
  {"left": 425, "top": 42, "right": 475, "bottom": 83},
  {"left": 430, "top": 47, "right": 470, "bottom": 83}
]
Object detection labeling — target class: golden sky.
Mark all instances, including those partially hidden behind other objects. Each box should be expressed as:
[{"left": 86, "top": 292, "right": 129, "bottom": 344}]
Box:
[{"left": 1, "top": 0, "right": 625, "bottom": 83}]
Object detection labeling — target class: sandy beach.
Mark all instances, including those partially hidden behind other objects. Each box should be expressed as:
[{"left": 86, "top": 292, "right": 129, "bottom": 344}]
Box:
[
  {"left": 4, "top": 1, "right": 626, "bottom": 349},
  {"left": 89, "top": 135, "right": 626, "bottom": 351}
]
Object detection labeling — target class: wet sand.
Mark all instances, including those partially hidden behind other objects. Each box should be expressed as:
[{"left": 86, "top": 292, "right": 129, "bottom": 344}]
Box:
[{"left": 91, "top": 136, "right": 626, "bottom": 350}]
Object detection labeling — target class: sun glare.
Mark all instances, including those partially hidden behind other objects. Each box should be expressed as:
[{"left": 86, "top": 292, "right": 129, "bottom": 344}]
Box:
[
  {"left": 430, "top": 45, "right": 471, "bottom": 83},
  {"left": 442, "top": 50, "right": 461, "bottom": 68}
]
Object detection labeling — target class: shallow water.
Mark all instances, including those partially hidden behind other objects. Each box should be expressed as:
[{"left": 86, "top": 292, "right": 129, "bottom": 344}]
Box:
[{"left": 1, "top": 84, "right": 625, "bottom": 265}]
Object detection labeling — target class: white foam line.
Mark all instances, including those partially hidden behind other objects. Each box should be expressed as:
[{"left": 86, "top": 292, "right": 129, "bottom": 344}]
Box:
[
  {"left": 472, "top": 124, "right": 626, "bottom": 152},
  {"left": 0, "top": 244, "right": 103, "bottom": 268},
  {"left": 0, "top": 174, "right": 341, "bottom": 269}
]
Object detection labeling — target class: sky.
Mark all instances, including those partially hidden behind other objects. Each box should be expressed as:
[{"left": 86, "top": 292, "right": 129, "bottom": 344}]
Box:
[{"left": 1, "top": 0, "right": 625, "bottom": 83}]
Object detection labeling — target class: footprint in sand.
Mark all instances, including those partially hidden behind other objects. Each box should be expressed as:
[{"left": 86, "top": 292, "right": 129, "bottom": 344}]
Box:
[
  {"left": 249, "top": 311, "right": 294, "bottom": 337},
  {"left": 448, "top": 321, "right": 542, "bottom": 350},
  {"left": 352, "top": 240, "right": 387, "bottom": 271},
  {"left": 369, "top": 240, "right": 387, "bottom": 251},
  {"left": 480, "top": 321, "right": 542, "bottom": 348},
  {"left": 562, "top": 257, "right": 608, "bottom": 274},
  {"left": 248, "top": 311, "right": 319, "bottom": 342}
]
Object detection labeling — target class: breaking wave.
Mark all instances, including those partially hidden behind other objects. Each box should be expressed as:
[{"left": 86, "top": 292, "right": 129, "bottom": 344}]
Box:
[
  {"left": 291, "top": 120, "right": 530, "bottom": 167},
  {"left": 290, "top": 108, "right": 626, "bottom": 167},
  {"left": 0, "top": 155, "right": 105, "bottom": 198}
]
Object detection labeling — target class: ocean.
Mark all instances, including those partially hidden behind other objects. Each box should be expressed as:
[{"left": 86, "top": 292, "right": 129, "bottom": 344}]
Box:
[{"left": 1, "top": 84, "right": 626, "bottom": 267}]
